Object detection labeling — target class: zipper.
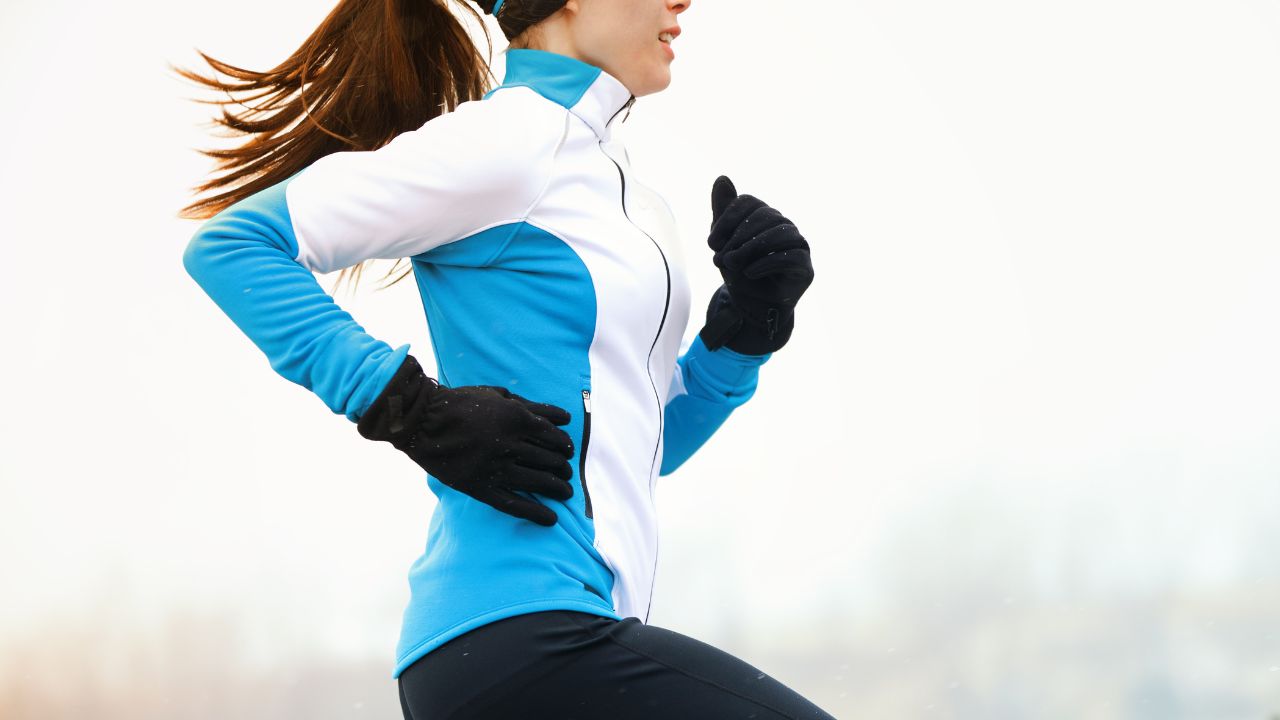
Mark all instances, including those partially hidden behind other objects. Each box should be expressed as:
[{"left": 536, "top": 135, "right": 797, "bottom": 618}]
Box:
[
  {"left": 598, "top": 147, "right": 672, "bottom": 465},
  {"left": 580, "top": 387, "right": 594, "bottom": 519},
  {"left": 598, "top": 123, "right": 670, "bottom": 624}
]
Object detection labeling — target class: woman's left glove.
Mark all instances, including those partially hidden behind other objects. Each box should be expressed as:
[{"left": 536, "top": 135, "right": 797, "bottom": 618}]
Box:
[{"left": 698, "top": 175, "right": 815, "bottom": 355}]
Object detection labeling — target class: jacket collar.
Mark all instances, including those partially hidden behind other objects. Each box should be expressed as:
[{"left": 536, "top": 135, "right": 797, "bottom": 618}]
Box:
[{"left": 484, "top": 48, "right": 636, "bottom": 141}]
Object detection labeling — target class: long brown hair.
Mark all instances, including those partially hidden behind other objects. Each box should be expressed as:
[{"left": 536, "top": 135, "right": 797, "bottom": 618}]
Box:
[{"left": 172, "top": 0, "right": 568, "bottom": 293}]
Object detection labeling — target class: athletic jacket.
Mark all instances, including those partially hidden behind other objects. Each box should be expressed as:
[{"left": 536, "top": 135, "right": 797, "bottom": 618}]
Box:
[{"left": 182, "top": 47, "right": 772, "bottom": 679}]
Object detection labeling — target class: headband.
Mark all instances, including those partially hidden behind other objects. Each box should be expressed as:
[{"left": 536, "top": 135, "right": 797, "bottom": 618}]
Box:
[{"left": 491, "top": 0, "right": 505, "bottom": 15}]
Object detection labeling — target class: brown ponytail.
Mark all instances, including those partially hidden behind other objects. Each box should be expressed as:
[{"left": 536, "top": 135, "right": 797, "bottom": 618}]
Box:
[{"left": 172, "top": 0, "right": 567, "bottom": 292}]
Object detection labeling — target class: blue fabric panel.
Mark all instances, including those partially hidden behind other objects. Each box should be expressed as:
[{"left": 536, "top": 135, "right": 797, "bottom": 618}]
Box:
[
  {"left": 182, "top": 176, "right": 410, "bottom": 422},
  {"left": 392, "top": 220, "right": 621, "bottom": 678},
  {"left": 659, "top": 334, "right": 772, "bottom": 476},
  {"left": 483, "top": 48, "right": 601, "bottom": 107}
]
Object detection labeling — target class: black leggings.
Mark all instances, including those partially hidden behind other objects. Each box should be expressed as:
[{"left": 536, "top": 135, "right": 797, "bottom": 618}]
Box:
[{"left": 398, "top": 610, "right": 838, "bottom": 720}]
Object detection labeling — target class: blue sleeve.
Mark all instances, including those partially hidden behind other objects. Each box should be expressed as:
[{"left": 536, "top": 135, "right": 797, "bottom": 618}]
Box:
[
  {"left": 181, "top": 176, "right": 410, "bottom": 422},
  {"left": 659, "top": 333, "right": 771, "bottom": 476}
]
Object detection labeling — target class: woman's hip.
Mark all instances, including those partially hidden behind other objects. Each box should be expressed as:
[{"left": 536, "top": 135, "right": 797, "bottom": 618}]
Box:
[{"left": 397, "top": 609, "right": 837, "bottom": 720}]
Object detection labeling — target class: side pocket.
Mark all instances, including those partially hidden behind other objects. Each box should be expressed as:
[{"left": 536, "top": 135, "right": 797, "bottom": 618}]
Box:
[{"left": 580, "top": 386, "right": 594, "bottom": 519}]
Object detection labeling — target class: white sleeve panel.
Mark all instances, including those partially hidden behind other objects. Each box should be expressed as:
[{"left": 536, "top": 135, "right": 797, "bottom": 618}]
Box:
[{"left": 285, "top": 92, "right": 563, "bottom": 274}]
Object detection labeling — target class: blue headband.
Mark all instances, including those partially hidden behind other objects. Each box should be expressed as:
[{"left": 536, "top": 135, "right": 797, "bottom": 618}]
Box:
[{"left": 492, "top": 0, "right": 505, "bottom": 15}]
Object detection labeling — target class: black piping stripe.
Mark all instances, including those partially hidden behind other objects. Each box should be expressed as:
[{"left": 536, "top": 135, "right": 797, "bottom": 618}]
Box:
[
  {"left": 599, "top": 139, "right": 670, "bottom": 625},
  {"left": 581, "top": 389, "right": 594, "bottom": 519}
]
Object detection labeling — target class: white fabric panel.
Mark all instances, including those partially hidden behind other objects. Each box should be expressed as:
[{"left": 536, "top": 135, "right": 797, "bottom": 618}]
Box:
[
  {"left": 524, "top": 87, "right": 692, "bottom": 621},
  {"left": 285, "top": 93, "right": 565, "bottom": 274}
]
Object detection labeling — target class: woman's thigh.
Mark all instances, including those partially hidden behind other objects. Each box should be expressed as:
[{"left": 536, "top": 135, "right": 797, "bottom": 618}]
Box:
[{"left": 398, "top": 610, "right": 837, "bottom": 720}]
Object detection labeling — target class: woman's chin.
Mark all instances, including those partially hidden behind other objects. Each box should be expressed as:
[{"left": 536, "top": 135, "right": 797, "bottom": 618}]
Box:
[{"left": 633, "top": 70, "right": 673, "bottom": 97}]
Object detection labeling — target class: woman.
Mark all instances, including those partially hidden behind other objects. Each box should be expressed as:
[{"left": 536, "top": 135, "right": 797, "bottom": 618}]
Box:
[{"left": 178, "top": 0, "right": 824, "bottom": 716}]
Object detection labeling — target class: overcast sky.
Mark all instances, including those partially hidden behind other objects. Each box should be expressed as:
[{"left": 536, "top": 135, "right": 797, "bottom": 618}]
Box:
[{"left": 2, "top": 1, "right": 1279, "bottom": 716}]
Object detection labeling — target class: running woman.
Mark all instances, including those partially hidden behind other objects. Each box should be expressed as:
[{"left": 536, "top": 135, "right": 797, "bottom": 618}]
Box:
[{"left": 178, "top": 0, "right": 824, "bottom": 717}]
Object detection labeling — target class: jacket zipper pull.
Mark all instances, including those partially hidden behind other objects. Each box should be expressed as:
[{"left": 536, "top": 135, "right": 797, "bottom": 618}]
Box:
[{"left": 580, "top": 388, "right": 593, "bottom": 519}]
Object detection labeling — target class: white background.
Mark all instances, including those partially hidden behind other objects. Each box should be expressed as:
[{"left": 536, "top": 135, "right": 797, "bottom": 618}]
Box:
[{"left": 1, "top": 0, "right": 1278, "bottom": 717}]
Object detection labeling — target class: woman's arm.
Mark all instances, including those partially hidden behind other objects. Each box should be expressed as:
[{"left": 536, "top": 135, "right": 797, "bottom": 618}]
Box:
[
  {"left": 659, "top": 332, "right": 771, "bottom": 476},
  {"left": 182, "top": 176, "right": 410, "bottom": 421},
  {"left": 182, "top": 100, "right": 561, "bottom": 421}
]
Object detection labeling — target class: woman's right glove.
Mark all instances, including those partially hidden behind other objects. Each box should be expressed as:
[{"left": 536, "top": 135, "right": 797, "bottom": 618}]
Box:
[
  {"left": 698, "top": 175, "right": 815, "bottom": 355},
  {"left": 356, "top": 354, "right": 576, "bottom": 527}
]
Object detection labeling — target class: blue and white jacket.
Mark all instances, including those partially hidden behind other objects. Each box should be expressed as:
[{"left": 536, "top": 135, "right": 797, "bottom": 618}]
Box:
[{"left": 183, "top": 47, "right": 772, "bottom": 679}]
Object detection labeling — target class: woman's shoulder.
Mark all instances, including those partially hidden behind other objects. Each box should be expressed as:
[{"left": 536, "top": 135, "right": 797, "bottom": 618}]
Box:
[
  {"left": 279, "top": 88, "right": 572, "bottom": 272},
  {"left": 302, "top": 88, "right": 568, "bottom": 209},
  {"left": 399, "top": 88, "right": 569, "bottom": 167}
]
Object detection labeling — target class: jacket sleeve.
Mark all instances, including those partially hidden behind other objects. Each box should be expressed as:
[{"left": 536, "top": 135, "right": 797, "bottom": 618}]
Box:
[
  {"left": 658, "top": 332, "right": 772, "bottom": 476},
  {"left": 181, "top": 100, "right": 557, "bottom": 422}
]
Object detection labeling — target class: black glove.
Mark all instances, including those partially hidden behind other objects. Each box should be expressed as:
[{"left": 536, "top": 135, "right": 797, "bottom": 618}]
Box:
[
  {"left": 698, "top": 175, "right": 815, "bottom": 355},
  {"left": 356, "top": 354, "right": 576, "bottom": 527}
]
